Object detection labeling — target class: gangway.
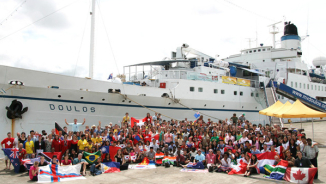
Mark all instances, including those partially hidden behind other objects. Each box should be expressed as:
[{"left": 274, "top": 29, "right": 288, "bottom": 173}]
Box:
[
  {"left": 274, "top": 83, "right": 326, "bottom": 112},
  {"left": 263, "top": 81, "right": 283, "bottom": 126}
]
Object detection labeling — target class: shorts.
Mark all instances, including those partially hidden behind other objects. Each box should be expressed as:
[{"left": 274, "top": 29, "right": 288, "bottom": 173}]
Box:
[{"left": 5, "top": 155, "right": 9, "bottom": 160}]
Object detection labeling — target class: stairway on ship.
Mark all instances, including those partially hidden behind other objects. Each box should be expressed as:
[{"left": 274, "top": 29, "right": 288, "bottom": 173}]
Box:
[{"left": 264, "top": 87, "right": 283, "bottom": 126}]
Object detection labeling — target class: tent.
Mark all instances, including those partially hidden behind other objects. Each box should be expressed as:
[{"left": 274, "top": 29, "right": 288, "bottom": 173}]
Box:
[
  {"left": 259, "top": 99, "right": 326, "bottom": 141},
  {"left": 259, "top": 101, "right": 283, "bottom": 115},
  {"left": 273, "top": 100, "right": 326, "bottom": 118},
  {"left": 271, "top": 101, "right": 293, "bottom": 117}
]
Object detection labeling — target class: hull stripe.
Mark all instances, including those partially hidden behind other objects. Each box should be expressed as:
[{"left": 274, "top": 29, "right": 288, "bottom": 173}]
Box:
[{"left": 0, "top": 95, "right": 260, "bottom": 112}]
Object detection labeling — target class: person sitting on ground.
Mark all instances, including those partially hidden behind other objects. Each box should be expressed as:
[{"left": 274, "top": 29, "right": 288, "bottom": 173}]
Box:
[
  {"left": 217, "top": 152, "right": 232, "bottom": 173},
  {"left": 52, "top": 155, "right": 60, "bottom": 165},
  {"left": 115, "top": 149, "right": 128, "bottom": 170},
  {"left": 206, "top": 149, "right": 216, "bottom": 168},
  {"left": 29, "top": 161, "right": 39, "bottom": 181},
  {"left": 194, "top": 149, "right": 205, "bottom": 164},
  {"left": 176, "top": 150, "right": 186, "bottom": 167},
  {"left": 294, "top": 151, "right": 315, "bottom": 168},
  {"left": 73, "top": 153, "right": 88, "bottom": 176},
  {"left": 39, "top": 156, "right": 48, "bottom": 167},
  {"left": 90, "top": 157, "right": 102, "bottom": 176},
  {"left": 146, "top": 147, "right": 156, "bottom": 161},
  {"left": 61, "top": 154, "right": 72, "bottom": 166},
  {"left": 273, "top": 155, "right": 281, "bottom": 165},
  {"left": 103, "top": 153, "right": 112, "bottom": 163},
  {"left": 244, "top": 154, "right": 259, "bottom": 177}
]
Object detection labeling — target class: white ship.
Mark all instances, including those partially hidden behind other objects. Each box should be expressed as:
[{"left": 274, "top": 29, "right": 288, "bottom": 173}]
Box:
[{"left": 1, "top": 1, "right": 326, "bottom": 141}]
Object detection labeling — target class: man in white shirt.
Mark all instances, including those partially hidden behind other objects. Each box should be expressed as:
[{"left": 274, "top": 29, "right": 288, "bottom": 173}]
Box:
[{"left": 65, "top": 118, "right": 86, "bottom": 132}]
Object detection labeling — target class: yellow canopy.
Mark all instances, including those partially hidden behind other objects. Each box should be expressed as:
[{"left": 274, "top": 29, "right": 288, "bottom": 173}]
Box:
[
  {"left": 267, "top": 101, "right": 292, "bottom": 116},
  {"left": 274, "top": 100, "right": 326, "bottom": 118},
  {"left": 259, "top": 101, "right": 283, "bottom": 115}
]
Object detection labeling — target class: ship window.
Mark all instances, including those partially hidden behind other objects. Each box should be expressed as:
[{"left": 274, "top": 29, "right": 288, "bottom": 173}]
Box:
[
  {"left": 256, "top": 93, "right": 259, "bottom": 97},
  {"left": 214, "top": 89, "right": 218, "bottom": 94},
  {"left": 295, "top": 82, "right": 297, "bottom": 88},
  {"left": 318, "top": 86, "right": 320, "bottom": 91},
  {"left": 307, "top": 84, "right": 309, "bottom": 89},
  {"left": 221, "top": 90, "right": 225, "bottom": 94},
  {"left": 190, "top": 87, "right": 194, "bottom": 92},
  {"left": 267, "top": 48, "right": 271, "bottom": 50},
  {"left": 278, "top": 95, "right": 280, "bottom": 99},
  {"left": 282, "top": 96, "right": 284, "bottom": 99},
  {"left": 234, "top": 91, "right": 237, "bottom": 95},
  {"left": 249, "top": 50, "right": 252, "bottom": 53},
  {"left": 303, "top": 84, "right": 306, "bottom": 89},
  {"left": 240, "top": 91, "right": 243, "bottom": 96},
  {"left": 315, "top": 85, "right": 317, "bottom": 90},
  {"left": 258, "top": 49, "right": 261, "bottom": 52},
  {"left": 299, "top": 83, "right": 301, "bottom": 88},
  {"left": 291, "top": 82, "right": 293, "bottom": 87},
  {"left": 263, "top": 49, "right": 266, "bottom": 51},
  {"left": 254, "top": 50, "right": 256, "bottom": 52},
  {"left": 198, "top": 87, "right": 203, "bottom": 92},
  {"left": 311, "top": 85, "right": 313, "bottom": 90}
]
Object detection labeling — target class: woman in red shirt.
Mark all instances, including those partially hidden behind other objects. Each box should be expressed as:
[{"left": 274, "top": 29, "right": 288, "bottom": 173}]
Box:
[
  {"left": 51, "top": 135, "right": 61, "bottom": 152},
  {"left": 70, "top": 134, "right": 79, "bottom": 153},
  {"left": 60, "top": 154, "right": 72, "bottom": 166},
  {"left": 60, "top": 135, "right": 71, "bottom": 155}
]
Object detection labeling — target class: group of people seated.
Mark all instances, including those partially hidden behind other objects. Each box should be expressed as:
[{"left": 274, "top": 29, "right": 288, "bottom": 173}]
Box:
[{"left": 1, "top": 112, "right": 319, "bottom": 181}]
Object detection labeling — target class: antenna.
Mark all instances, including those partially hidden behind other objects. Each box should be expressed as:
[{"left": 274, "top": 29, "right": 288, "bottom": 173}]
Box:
[
  {"left": 246, "top": 38, "right": 256, "bottom": 49},
  {"left": 89, "top": 0, "right": 96, "bottom": 79},
  {"left": 267, "top": 21, "right": 282, "bottom": 48}
]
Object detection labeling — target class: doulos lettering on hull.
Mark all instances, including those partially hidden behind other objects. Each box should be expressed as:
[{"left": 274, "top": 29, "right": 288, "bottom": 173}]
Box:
[{"left": 49, "top": 104, "right": 95, "bottom": 113}]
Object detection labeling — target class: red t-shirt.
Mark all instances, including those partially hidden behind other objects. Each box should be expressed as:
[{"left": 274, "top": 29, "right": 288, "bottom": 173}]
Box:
[
  {"left": 18, "top": 148, "right": 26, "bottom": 162},
  {"left": 1, "top": 138, "right": 15, "bottom": 148},
  {"left": 61, "top": 159, "right": 71, "bottom": 165}
]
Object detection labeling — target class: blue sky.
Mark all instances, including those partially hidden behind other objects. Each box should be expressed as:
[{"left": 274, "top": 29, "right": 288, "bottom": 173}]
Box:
[{"left": 0, "top": 0, "right": 325, "bottom": 80}]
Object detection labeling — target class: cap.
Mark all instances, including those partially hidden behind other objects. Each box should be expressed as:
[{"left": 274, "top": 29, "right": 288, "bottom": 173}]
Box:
[
  {"left": 242, "top": 113, "right": 245, "bottom": 115},
  {"left": 298, "top": 134, "right": 303, "bottom": 137},
  {"left": 92, "top": 125, "right": 96, "bottom": 128},
  {"left": 197, "top": 149, "right": 201, "bottom": 152}
]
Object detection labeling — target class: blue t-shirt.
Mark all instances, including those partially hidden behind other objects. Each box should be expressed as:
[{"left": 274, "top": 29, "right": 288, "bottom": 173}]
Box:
[{"left": 195, "top": 154, "right": 205, "bottom": 162}]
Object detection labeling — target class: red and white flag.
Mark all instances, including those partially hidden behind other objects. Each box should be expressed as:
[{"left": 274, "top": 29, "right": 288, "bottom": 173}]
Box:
[
  {"left": 38, "top": 164, "right": 85, "bottom": 183},
  {"left": 284, "top": 167, "right": 317, "bottom": 184},
  {"left": 130, "top": 117, "right": 147, "bottom": 127},
  {"left": 228, "top": 159, "right": 248, "bottom": 175}
]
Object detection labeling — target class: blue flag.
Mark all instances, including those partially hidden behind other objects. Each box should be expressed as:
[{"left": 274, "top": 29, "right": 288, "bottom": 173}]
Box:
[
  {"left": 99, "top": 146, "right": 110, "bottom": 154},
  {"left": 2, "top": 148, "right": 20, "bottom": 173},
  {"left": 194, "top": 112, "right": 200, "bottom": 119}
]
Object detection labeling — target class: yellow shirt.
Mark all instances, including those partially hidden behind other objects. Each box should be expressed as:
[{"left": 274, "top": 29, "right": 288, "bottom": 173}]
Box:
[
  {"left": 77, "top": 139, "right": 88, "bottom": 151},
  {"left": 25, "top": 141, "right": 34, "bottom": 154},
  {"left": 122, "top": 116, "right": 130, "bottom": 123},
  {"left": 91, "top": 137, "right": 102, "bottom": 144}
]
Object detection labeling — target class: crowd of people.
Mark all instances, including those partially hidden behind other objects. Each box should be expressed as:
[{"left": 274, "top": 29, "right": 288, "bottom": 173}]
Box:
[{"left": 1, "top": 112, "right": 319, "bottom": 181}]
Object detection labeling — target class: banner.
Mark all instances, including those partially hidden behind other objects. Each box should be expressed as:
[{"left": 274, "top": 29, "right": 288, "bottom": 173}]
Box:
[
  {"left": 237, "top": 78, "right": 250, "bottom": 87},
  {"left": 222, "top": 76, "right": 237, "bottom": 84}
]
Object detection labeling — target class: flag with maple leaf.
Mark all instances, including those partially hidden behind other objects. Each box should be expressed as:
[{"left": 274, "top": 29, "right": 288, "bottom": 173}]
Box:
[{"left": 284, "top": 167, "right": 317, "bottom": 184}]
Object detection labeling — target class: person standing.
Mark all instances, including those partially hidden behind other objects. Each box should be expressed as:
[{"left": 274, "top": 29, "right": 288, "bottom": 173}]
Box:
[
  {"left": 65, "top": 118, "right": 86, "bottom": 133},
  {"left": 34, "top": 136, "right": 45, "bottom": 155},
  {"left": 303, "top": 138, "right": 318, "bottom": 179},
  {"left": 25, "top": 135, "right": 34, "bottom": 159},
  {"left": 1, "top": 132, "right": 15, "bottom": 170}
]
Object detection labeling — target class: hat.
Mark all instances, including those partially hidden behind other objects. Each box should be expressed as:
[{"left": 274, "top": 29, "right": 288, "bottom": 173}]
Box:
[
  {"left": 109, "top": 122, "right": 113, "bottom": 124},
  {"left": 242, "top": 113, "right": 245, "bottom": 116},
  {"left": 297, "top": 134, "right": 303, "bottom": 137},
  {"left": 197, "top": 149, "right": 201, "bottom": 152},
  {"left": 92, "top": 125, "right": 96, "bottom": 128}
]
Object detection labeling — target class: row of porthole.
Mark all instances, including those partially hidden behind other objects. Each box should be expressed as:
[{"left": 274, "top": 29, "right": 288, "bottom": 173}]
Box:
[
  {"left": 291, "top": 82, "right": 326, "bottom": 91},
  {"left": 57, "top": 95, "right": 106, "bottom": 101}
]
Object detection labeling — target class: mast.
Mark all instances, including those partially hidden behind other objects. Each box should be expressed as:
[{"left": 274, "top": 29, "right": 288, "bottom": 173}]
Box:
[
  {"left": 89, "top": 0, "right": 96, "bottom": 78},
  {"left": 268, "top": 21, "right": 281, "bottom": 48}
]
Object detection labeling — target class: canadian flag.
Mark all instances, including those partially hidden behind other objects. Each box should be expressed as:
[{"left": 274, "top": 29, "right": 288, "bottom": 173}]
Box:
[
  {"left": 130, "top": 117, "right": 147, "bottom": 127},
  {"left": 284, "top": 167, "right": 318, "bottom": 184}
]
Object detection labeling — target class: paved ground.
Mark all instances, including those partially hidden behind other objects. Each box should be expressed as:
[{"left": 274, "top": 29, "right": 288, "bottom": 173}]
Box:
[{"left": 0, "top": 121, "right": 324, "bottom": 184}]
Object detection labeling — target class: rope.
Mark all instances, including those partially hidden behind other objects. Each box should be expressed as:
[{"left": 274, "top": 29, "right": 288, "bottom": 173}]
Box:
[
  {"left": 0, "top": 84, "right": 17, "bottom": 94},
  {"left": 169, "top": 97, "right": 222, "bottom": 121},
  {"left": 118, "top": 93, "right": 179, "bottom": 121}
]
